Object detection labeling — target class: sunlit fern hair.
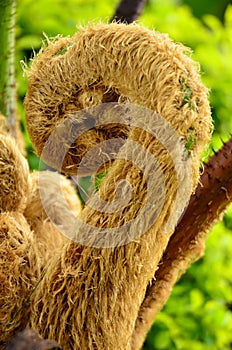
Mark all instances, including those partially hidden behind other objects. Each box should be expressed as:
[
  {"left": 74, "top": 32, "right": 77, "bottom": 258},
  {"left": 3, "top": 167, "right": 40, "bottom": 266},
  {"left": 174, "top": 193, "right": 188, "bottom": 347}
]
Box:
[
  {"left": 0, "top": 212, "right": 39, "bottom": 346},
  {"left": 25, "top": 22, "right": 212, "bottom": 186},
  {"left": 24, "top": 23, "right": 212, "bottom": 350},
  {"left": 24, "top": 170, "right": 82, "bottom": 256},
  {"left": 0, "top": 133, "right": 30, "bottom": 213}
]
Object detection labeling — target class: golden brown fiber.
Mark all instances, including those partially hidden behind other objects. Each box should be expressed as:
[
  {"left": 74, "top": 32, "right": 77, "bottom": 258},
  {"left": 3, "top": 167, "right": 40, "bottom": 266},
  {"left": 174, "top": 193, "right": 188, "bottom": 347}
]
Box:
[
  {"left": 0, "top": 133, "right": 30, "bottom": 213},
  {"left": 25, "top": 23, "right": 211, "bottom": 182},
  {"left": 24, "top": 170, "right": 82, "bottom": 255},
  {"left": 0, "top": 212, "right": 38, "bottom": 347},
  {"left": 24, "top": 23, "right": 212, "bottom": 349}
]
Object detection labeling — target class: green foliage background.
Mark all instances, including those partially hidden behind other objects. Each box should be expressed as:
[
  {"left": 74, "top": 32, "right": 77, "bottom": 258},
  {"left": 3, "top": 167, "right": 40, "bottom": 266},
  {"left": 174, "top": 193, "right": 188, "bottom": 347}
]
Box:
[{"left": 16, "top": 0, "right": 232, "bottom": 348}]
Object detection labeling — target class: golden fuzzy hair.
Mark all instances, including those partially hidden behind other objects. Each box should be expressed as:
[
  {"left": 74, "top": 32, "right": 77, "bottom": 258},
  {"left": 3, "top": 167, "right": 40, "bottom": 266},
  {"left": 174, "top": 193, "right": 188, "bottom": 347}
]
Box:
[
  {"left": 24, "top": 170, "right": 82, "bottom": 256},
  {"left": 24, "top": 23, "right": 212, "bottom": 349},
  {"left": 25, "top": 23, "right": 211, "bottom": 182},
  {"left": 0, "top": 133, "right": 30, "bottom": 213},
  {"left": 0, "top": 212, "right": 40, "bottom": 347}
]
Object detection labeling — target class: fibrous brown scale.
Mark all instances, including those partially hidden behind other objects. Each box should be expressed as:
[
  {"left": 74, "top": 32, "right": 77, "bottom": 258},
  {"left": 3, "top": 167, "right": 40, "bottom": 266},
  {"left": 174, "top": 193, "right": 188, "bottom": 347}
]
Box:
[
  {"left": 25, "top": 23, "right": 212, "bottom": 181},
  {"left": 24, "top": 170, "right": 82, "bottom": 258},
  {"left": 0, "top": 133, "right": 30, "bottom": 213},
  {"left": 0, "top": 212, "right": 39, "bottom": 347},
  {"left": 24, "top": 23, "right": 212, "bottom": 349}
]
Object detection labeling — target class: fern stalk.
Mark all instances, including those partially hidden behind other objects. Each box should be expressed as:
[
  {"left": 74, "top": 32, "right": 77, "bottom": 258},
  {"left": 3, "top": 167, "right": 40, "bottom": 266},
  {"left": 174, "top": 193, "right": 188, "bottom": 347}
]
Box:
[{"left": 0, "top": 0, "right": 17, "bottom": 137}]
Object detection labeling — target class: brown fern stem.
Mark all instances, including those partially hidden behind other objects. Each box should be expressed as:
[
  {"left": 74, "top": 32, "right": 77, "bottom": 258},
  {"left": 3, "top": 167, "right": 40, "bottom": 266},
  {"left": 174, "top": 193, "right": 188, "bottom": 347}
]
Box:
[
  {"left": 132, "top": 137, "right": 232, "bottom": 349},
  {"left": 111, "top": 0, "right": 147, "bottom": 23}
]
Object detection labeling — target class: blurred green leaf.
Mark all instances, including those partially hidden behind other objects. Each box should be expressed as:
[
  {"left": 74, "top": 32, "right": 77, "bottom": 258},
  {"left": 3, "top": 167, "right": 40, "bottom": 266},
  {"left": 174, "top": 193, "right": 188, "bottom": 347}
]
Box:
[{"left": 17, "top": 35, "right": 42, "bottom": 50}]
